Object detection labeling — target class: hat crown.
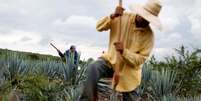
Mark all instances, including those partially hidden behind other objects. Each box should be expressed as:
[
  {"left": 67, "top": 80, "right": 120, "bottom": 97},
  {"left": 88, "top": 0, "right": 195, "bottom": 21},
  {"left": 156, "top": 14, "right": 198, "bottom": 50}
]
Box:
[{"left": 144, "top": 0, "right": 161, "bottom": 16}]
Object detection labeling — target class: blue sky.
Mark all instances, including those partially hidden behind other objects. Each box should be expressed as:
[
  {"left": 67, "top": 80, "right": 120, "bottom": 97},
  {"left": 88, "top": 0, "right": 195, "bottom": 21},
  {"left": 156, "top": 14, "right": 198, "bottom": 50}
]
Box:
[{"left": 0, "top": 0, "right": 200, "bottom": 60}]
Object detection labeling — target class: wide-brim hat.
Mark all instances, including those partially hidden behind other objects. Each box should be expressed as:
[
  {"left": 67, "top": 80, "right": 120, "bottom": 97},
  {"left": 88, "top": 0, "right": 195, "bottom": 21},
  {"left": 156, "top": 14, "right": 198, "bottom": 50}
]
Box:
[{"left": 129, "top": 0, "right": 162, "bottom": 30}]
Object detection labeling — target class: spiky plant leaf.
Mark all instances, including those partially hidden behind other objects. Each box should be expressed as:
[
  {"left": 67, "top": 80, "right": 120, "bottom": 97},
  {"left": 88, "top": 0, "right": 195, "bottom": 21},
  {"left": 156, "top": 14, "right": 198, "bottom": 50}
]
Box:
[{"left": 149, "top": 69, "right": 179, "bottom": 100}]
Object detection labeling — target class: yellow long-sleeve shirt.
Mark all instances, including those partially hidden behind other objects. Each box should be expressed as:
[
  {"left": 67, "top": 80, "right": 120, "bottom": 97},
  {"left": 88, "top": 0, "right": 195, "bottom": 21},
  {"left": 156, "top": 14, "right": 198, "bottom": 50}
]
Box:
[{"left": 96, "top": 12, "right": 154, "bottom": 92}]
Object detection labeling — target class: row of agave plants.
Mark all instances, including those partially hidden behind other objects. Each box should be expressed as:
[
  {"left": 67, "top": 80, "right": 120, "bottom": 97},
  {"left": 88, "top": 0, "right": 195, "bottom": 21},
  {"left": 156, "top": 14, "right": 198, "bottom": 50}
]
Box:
[
  {"left": 139, "top": 46, "right": 201, "bottom": 101},
  {"left": 0, "top": 46, "right": 201, "bottom": 101},
  {"left": 98, "top": 46, "right": 201, "bottom": 101},
  {"left": 98, "top": 64, "right": 201, "bottom": 101},
  {"left": 0, "top": 52, "right": 88, "bottom": 101}
]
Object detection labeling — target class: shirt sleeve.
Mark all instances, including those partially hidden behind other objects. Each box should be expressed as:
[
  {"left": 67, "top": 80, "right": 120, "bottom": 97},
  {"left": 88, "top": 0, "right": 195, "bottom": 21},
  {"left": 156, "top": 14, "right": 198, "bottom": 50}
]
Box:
[
  {"left": 96, "top": 16, "right": 112, "bottom": 32},
  {"left": 122, "top": 32, "right": 154, "bottom": 69}
]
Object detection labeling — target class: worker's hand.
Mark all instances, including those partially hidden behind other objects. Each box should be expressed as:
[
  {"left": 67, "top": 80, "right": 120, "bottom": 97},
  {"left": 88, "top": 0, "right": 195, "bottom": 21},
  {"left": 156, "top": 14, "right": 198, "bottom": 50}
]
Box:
[
  {"left": 110, "top": 6, "right": 125, "bottom": 19},
  {"left": 114, "top": 42, "right": 124, "bottom": 54}
]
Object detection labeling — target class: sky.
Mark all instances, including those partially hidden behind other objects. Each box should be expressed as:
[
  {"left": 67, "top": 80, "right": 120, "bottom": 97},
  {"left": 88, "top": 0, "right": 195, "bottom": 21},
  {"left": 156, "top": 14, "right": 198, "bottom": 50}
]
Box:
[{"left": 0, "top": 0, "right": 200, "bottom": 60}]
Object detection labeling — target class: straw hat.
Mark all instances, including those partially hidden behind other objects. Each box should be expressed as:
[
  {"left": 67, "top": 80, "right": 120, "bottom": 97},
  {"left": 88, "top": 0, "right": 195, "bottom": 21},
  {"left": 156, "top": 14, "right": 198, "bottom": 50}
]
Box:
[{"left": 129, "top": 0, "right": 162, "bottom": 29}]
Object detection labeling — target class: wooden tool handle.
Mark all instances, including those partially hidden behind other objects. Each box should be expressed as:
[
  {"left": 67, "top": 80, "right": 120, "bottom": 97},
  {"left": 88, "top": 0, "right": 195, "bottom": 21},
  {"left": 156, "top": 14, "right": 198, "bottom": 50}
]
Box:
[
  {"left": 113, "top": 0, "right": 123, "bottom": 89},
  {"left": 119, "top": 0, "right": 122, "bottom": 7},
  {"left": 50, "top": 43, "right": 60, "bottom": 51}
]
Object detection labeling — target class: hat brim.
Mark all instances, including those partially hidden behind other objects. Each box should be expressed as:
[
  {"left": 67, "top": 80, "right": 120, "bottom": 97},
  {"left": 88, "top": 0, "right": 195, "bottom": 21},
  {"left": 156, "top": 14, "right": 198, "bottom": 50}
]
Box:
[{"left": 129, "top": 4, "right": 162, "bottom": 30}]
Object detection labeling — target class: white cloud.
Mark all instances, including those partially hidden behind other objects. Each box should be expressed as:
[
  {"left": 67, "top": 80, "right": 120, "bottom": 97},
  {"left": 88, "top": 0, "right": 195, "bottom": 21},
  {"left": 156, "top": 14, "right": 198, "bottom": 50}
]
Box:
[
  {"left": 0, "top": 0, "right": 200, "bottom": 60},
  {"left": 190, "top": 18, "right": 201, "bottom": 36},
  {"left": 160, "top": 5, "right": 180, "bottom": 32},
  {"left": 153, "top": 47, "right": 175, "bottom": 59},
  {"left": 153, "top": 0, "right": 201, "bottom": 59},
  {"left": 53, "top": 15, "right": 97, "bottom": 31},
  {"left": 187, "top": 0, "right": 201, "bottom": 40},
  {"left": 0, "top": 30, "right": 41, "bottom": 45},
  {"left": 155, "top": 32, "right": 183, "bottom": 48},
  {"left": 0, "top": 29, "right": 45, "bottom": 57}
]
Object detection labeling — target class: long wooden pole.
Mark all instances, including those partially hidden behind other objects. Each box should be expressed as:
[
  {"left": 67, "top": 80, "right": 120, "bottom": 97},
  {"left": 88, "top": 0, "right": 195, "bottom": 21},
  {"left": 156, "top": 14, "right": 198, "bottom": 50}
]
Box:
[
  {"left": 118, "top": 0, "right": 122, "bottom": 41},
  {"left": 50, "top": 43, "right": 62, "bottom": 53},
  {"left": 110, "top": 1, "right": 123, "bottom": 100},
  {"left": 113, "top": 0, "right": 123, "bottom": 90},
  {"left": 50, "top": 43, "right": 59, "bottom": 51}
]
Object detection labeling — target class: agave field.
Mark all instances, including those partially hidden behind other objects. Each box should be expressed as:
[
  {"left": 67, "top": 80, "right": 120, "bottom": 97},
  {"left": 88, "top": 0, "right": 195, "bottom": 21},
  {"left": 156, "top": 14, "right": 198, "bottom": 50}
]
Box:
[
  {"left": 0, "top": 46, "right": 201, "bottom": 101},
  {"left": 0, "top": 49, "right": 88, "bottom": 101}
]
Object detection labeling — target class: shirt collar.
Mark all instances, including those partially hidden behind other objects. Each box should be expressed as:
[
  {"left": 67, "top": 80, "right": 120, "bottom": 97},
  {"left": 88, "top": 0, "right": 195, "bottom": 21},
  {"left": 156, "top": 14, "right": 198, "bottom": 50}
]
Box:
[{"left": 133, "top": 14, "right": 150, "bottom": 31}]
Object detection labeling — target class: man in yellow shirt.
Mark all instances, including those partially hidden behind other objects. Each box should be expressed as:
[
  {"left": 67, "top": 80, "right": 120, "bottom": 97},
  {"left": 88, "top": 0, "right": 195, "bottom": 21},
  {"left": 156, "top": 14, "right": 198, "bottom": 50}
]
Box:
[{"left": 79, "top": 0, "right": 162, "bottom": 100}]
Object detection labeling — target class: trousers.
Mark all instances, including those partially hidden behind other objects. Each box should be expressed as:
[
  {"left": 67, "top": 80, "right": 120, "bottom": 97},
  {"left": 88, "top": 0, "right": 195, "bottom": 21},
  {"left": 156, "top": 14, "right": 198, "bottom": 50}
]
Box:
[{"left": 79, "top": 58, "right": 140, "bottom": 101}]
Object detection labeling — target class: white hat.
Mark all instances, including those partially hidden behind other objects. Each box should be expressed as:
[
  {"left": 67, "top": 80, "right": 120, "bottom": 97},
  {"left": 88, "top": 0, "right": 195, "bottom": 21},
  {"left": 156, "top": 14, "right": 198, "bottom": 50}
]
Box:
[{"left": 129, "top": 0, "right": 162, "bottom": 29}]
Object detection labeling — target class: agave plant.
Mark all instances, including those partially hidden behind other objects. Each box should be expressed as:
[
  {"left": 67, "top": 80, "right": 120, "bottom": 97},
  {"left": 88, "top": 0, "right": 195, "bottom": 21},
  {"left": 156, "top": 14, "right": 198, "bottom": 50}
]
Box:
[
  {"left": 150, "top": 46, "right": 201, "bottom": 96},
  {"left": 149, "top": 69, "right": 180, "bottom": 101},
  {"left": 161, "top": 94, "right": 177, "bottom": 101},
  {"left": 1, "top": 51, "right": 86, "bottom": 100},
  {"left": 0, "top": 53, "right": 31, "bottom": 98},
  {"left": 1, "top": 47, "right": 201, "bottom": 100},
  {"left": 62, "top": 86, "right": 81, "bottom": 101},
  {"left": 162, "top": 95, "right": 201, "bottom": 101},
  {"left": 35, "top": 61, "right": 64, "bottom": 80}
]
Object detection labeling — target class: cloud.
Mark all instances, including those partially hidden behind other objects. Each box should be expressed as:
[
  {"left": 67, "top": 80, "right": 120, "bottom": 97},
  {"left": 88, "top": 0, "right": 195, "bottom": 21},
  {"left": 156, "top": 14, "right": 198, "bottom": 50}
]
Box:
[
  {"left": 0, "top": 30, "right": 41, "bottom": 45},
  {"left": 0, "top": 0, "right": 200, "bottom": 60},
  {"left": 20, "top": 36, "right": 32, "bottom": 42},
  {"left": 159, "top": 6, "right": 180, "bottom": 32},
  {"left": 53, "top": 15, "right": 97, "bottom": 34},
  {"left": 187, "top": 0, "right": 201, "bottom": 41},
  {"left": 151, "top": 0, "right": 201, "bottom": 60},
  {"left": 152, "top": 47, "right": 175, "bottom": 60}
]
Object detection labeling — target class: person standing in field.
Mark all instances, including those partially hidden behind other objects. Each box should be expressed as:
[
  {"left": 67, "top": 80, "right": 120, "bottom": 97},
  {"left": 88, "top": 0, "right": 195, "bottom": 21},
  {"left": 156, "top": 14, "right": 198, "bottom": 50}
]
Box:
[
  {"left": 58, "top": 45, "right": 79, "bottom": 66},
  {"left": 58, "top": 45, "right": 79, "bottom": 81},
  {"left": 79, "top": 0, "right": 162, "bottom": 101}
]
